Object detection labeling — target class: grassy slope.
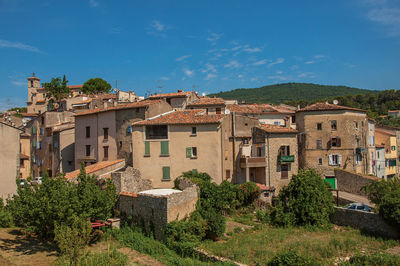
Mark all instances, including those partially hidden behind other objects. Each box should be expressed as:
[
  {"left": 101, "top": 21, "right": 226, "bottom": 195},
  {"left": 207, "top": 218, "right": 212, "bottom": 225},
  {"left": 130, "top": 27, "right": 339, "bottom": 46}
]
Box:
[
  {"left": 209, "top": 83, "right": 379, "bottom": 104},
  {"left": 201, "top": 224, "right": 399, "bottom": 265}
]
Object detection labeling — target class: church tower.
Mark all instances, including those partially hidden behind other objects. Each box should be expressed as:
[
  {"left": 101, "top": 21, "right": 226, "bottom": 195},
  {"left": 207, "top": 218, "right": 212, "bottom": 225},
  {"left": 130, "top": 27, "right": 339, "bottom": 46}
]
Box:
[{"left": 27, "top": 73, "right": 46, "bottom": 114}]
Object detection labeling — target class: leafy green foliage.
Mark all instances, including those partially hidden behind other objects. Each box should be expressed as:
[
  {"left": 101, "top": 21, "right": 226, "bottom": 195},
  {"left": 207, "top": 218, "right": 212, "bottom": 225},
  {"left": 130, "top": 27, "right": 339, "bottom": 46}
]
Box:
[
  {"left": 237, "top": 182, "right": 261, "bottom": 206},
  {"left": 267, "top": 250, "right": 314, "bottom": 266},
  {"left": 82, "top": 78, "right": 112, "bottom": 95},
  {"left": 54, "top": 216, "right": 92, "bottom": 265},
  {"left": 272, "top": 169, "right": 334, "bottom": 226},
  {"left": 55, "top": 246, "right": 128, "bottom": 266},
  {"left": 7, "top": 167, "right": 117, "bottom": 238},
  {"left": 208, "top": 83, "right": 377, "bottom": 104},
  {"left": 343, "top": 252, "right": 400, "bottom": 266},
  {"left": 0, "top": 199, "right": 13, "bottom": 227},
  {"left": 43, "top": 75, "right": 71, "bottom": 102},
  {"left": 364, "top": 178, "right": 400, "bottom": 228}
]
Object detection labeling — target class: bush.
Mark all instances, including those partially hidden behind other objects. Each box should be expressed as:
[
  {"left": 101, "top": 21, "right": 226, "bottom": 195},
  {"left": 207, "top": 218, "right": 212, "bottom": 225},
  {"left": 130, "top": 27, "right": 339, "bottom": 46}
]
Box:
[
  {"left": 343, "top": 252, "right": 400, "bottom": 266},
  {"left": 0, "top": 200, "right": 13, "bottom": 228},
  {"left": 201, "top": 208, "right": 226, "bottom": 240},
  {"left": 55, "top": 246, "right": 128, "bottom": 266},
  {"left": 238, "top": 182, "right": 261, "bottom": 206},
  {"left": 272, "top": 169, "right": 334, "bottom": 226},
  {"left": 256, "top": 209, "right": 271, "bottom": 224},
  {"left": 7, "top": 166, "right": 117, "bottom": 238},
  {"left": 54, "top": 216, "right": 92, "bottom": 265},
  {"left": 364, "top": 178, "right": 400, "bottom": 228},
  {"left": 267, "top": 250, "right": 313, "bottom": 266}
]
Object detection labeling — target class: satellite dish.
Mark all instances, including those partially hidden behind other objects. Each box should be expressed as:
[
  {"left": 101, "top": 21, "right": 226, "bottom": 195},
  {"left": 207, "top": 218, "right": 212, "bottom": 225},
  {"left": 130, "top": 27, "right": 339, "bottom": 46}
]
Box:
[{"left": 333, "top": 99, "right": 339, "bottom": 105}]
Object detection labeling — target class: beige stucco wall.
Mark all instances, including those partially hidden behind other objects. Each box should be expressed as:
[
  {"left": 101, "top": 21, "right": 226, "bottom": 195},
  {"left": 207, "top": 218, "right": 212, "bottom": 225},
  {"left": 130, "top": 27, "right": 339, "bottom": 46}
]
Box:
[
  {"left": 376, "top": 131, "right": 397, "bottom": 177},
  {"left": 296, "top": 110, "right": 368, "bottom": 176},
  {"left": 19, "top": 135, "right": 31, "bottom": 178},
  {"left": 0, "top": 123, "right": 20, "bottom": 200},
  {"left": 132, "top": 123, "right": 223, "bottom": 188}
]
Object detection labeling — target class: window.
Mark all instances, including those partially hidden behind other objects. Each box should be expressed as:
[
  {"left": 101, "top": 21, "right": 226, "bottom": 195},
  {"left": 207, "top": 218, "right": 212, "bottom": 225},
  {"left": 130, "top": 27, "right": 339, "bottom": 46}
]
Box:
[
  {"left": 46, "top": 128, "right": 52, "bottom": 137},
  {"left": 30, "top": 80, "right": 33, "bottom": 87},
  {"left": 145, "top": 125, "right": 168, "bottom": 139},
  {"left": 369, "top": 136, "right": 372, "bottom": 146},
  {"left": 191, "top": 127, "right": 197, "bottom": 135},
  {"left": 144, "top": 141, "right": 150, "bottom": 156},
  {"left": 243, "top": 138, "right": 249, "bottom": 145},
  {"left": 86, "top": 145, "right": 91, "bottom": 156},
  {"left": 356, "top": 153, "right": 362, "bottom": 165},
  {"left": 103, "top": 146, "right": 109, "bottom": 159},
  {"left": 32, "top": 126, "right": 37, "bottom": 135},
  {"left": 316, "top": 140, "right": 322, "bottom": 149},
  {"left": 291, "top": 116, "right": 296, "bottom": 123},
  {"left": 331, "top": 120, "right": 337, "bottom": 130},
  {"left": 160, "top": 141, "right": 169, "bottom": 156},
  {"left": 274, "top": 121, "right": 281, "bottom": 125},
  {"left": 103, "top": 128, "right": 109, "bottom": 140},
  {"left": 41, "top": 117, "right": 44, "bottom": 125},
  {"left": 49, "top": 144, "right": 52, "bottom": 152},
  {"left": 40, "top": 128, "right": 44, "bottom": 135},
  {"left": 281, "top": 164, "right": 289, "bottom": 179},
  {"left": 226, "top": 170, "right": 231, "bottom": 179},
  {"left": 317, "top": 123, "right": 322, "bottom": 130},
  {"left": 216, "top": 108, "right": 222, "bottom": 114},
  {"left": 162, "top": 166, "right": 170, "bottom": 180},
  {"left": 391, "top": 146, "right": 396, "bottom": 151},
  {"left": 329, "top": 154, "right": 342, "bottom": 166},
  {"left": 280, "top": 146, "right": 290, "bottom": 156},
  {"left": 126, "top": 125, "right": 132, "bottom": 134},
  {"left": 68, "top": 161, "right": 72, "bottom": 166},
  {"left": 331, "top": 137, "right": 341, "bottom": 147},
  {"left": 318, "top": 158, "right": 323, "bottom": 165},
  {"left": 355, "top": 121, "right": 359, "bottom": 131},
  {"left": 86, "top": 126, "right": 90, "bottom": 138},
  {"left": 186, "top": 147, "right": 197, "bottom": 158},
  {"left": 369, "top": 123, "right": 373, "bottom": 131}
]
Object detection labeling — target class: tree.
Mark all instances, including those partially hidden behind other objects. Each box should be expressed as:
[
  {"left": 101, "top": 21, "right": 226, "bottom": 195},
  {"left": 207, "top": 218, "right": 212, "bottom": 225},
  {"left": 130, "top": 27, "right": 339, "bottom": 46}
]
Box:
[
  {"left": 273, "top": 168, "right": 334, "bottom": 226},
  {"left": 82, "top": 78, "right": 112, "bottom": 95},
  {"left": 43, "top": 75, "right": 71, "bottom": 103}
]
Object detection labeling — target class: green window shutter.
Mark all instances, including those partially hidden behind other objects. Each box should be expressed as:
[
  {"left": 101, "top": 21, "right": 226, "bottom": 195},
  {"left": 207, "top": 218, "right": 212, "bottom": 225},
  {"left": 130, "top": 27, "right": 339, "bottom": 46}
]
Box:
[
  {"left": 186, "top": 147, "right": 192, "bottom": 158},
  {"left": 161, "top": 141, "right": 169, "bottom": 155},
  {"left": 33, "top": 139, "right": 36, "bottom": 147},
  {"left": 144, "top": 141, "right": 150, "bottom": 156},
  {"left": 32, "top": 126, "right": 36, "bottom": 134},
  {"left": 162, "top": 166, "right": 170, "bottom": 180}
]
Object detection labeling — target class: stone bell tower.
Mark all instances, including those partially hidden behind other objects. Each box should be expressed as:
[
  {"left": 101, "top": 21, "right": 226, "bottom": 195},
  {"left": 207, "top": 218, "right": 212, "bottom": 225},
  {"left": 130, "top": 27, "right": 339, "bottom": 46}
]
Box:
[{"left": 27, "top": 73, "right": 46, "bottom": 114}]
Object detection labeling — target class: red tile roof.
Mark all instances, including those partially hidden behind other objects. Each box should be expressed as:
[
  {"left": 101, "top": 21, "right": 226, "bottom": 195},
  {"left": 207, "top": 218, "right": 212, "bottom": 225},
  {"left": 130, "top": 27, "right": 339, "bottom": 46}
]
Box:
[
  {"left": 20, "top": 154, "right": 30, "bottom": 160},
  {"left": 133, "top": 109, "right": 226, "bottom": 126},
  {"left": 297, "top": 102, "right": 366, "bottom": 113},
  {"left": 72, "top": 99, "right": 92, "bottom": 105},
  {"left": 75, "top": 99, "right": 161, "bottom": 117},
  {"left": 120, "top": 191, "right": 138, "bottom": 197},
  {"left": 227, "top": 104, "right": 295, "bottom": 114},
  {"left": 68, "top": 85, "right": 83, "bottom": 90},
  {"left": 65, "top": 159, "right": 125, "bottom": 180},
  {"left": 375, "top": 129, "right": 395, "bottom": 136},
  {"left": 52, "top": 123, "right": 75, "bottom": 132},
  {"left": 256, "top": 183, "right": 271, "bottom": 191},
  {"left": 259, "top": 124, "right": 298, "bottom": 134},
  {"left": 148, "top": 91, "right": 192, "bottom": 99},
  {"left": 27, "top": 76, "right": 40, "bottom": 80},
  {"left": 20, "top": 113, "right": 39, "bottom": 117},
  {"left": 187, "top": 97, "right": 225, "bottom": 106},
  {"left": 36, "top": 100, "right": 46, "bottom": 103}
]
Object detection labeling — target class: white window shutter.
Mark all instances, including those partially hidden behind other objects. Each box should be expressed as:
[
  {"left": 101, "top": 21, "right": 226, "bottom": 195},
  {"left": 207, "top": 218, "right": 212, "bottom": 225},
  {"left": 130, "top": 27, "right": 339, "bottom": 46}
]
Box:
[
  {"left": 338, "top": 155, "right": 342, "bottom": 165},
  {"left": 328, "top": 155, "right": 333, "bottom": 166}
]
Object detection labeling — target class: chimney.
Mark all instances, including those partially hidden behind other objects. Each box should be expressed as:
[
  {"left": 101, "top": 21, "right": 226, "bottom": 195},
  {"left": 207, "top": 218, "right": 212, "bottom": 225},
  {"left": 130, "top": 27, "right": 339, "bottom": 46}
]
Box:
[
  {"left": 284, "top": 116, "right": 291, "bottom": 128},
  {"left": 178, "top": 89, "right": 183, "bottom": 93}
]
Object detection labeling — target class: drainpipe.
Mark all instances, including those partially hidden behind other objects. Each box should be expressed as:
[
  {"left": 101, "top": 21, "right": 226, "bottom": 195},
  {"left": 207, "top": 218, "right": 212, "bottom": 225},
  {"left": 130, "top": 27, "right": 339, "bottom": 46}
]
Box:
[
  {"left": 220, "top": 124, "right": 224, "bottom": 183},
  {"left": 231, "top": 112, "right": 236, "bottom": 183},
  {"left": 267, "top": 133, "right": 271, "bottom": 188}
]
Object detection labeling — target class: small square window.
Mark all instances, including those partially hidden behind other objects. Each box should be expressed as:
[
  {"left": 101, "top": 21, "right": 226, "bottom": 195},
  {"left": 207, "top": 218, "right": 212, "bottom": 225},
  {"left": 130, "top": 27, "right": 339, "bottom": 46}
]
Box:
[
  {"left": 85, "top": 145, "right": 91, "bottom": 156},
  {"left": 317, "top": 140, "right": 322, "bottom": 149},
  {"left": 317, "top": 123, "right": 322, "bottom": 130},
  {"left": 318, "top": 158, "right": 323, "bottom": 165},
  {"left": 191, "top": 127, "right": 197, "bottom": 135},
  {"left": 331, "top": 120, "right": 337, "bottom": 130}
]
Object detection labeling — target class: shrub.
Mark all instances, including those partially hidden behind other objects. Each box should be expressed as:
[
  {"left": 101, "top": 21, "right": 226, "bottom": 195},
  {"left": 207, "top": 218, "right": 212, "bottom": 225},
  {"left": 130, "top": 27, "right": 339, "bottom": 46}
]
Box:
[
  {"left": 272, "top": 169, "right": 334, "bottom": 226},
  {"left": 55, "top": 246, "right": 128, "bottom": 266},
  {"left": 267, "top": 250, "right": 313, "bottom": 266},
  {"left": 201, "top": 208, "right": 226, "bottom": 240},
  {"left": 256, "top": 209, "right": 271, "bottom": 224},
  {"left": 7, "top": 166, "right": 117, "bottom": 238},
  {"left": 343, "top": 252, "right": 400, "bottom": 266},
  {"left": 238, "top": 182, "right": 261, "bottom": 206},
  {"left": 0, "top": 200, "right": 13, "bottom": 227},
  {"left": 54, "top": 216, "right": 92, "bottom": 265}
]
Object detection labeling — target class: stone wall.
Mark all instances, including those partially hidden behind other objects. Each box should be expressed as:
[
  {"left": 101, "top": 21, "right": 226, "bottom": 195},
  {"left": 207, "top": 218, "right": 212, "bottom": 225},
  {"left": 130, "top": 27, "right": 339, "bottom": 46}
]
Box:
[
  {"left": 334, "top": 169, "right": 379, "bottom": 196},
  {"left": 331, "top": 207, "right": 400, "bottom": 239},
  {"left": 112, "top": 167, "right": 152, "bottom": 193}
]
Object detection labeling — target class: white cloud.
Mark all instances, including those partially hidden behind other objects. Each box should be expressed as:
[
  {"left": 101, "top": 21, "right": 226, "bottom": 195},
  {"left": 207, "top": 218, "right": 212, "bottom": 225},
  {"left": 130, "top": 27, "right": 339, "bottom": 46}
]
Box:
[
  {"left": 224, "top": 60, "right": 241, "bottom": 68},
  {"left": 243, "top": 46, "right": 262, "bottom": 53},
  {"left": 251, "top": 77, "right": 258, "bottom": 82},
  {"left": 202, "top": 63, "right": 217, "bottom": 73},
  {"left": 314, "top": 54, "right": 326, "bottom": 59},
  {"left": 183, "top": 69, "right": 194, "bottom": 77},
  {"left": 267, "top": 75, "right": 288, "bottom": 81},
  {"left": 0, "top": 39, "right": 44, "bottom": 54},
  {"left": 89, "top": 0, "right": 98, "bottom": 7},
  {"left": 152, "top": 20, "right": 166, "bottom": 31},
  {"left": 176, "top": 55, "right": 191, "bottom": 62},
  {"left": 252, "top": 59, "right": 267, "bottom": 66},
  {"left": 276, "top": 70, "right": 283, "bottom": 74},
  {"left": 148, "top": 20, "right": 170, "bottom": 37},
  {"left": 367, "top": 8, "right": 400, "bottom": 35},
  {"left": 205, "top": 73, "right": 217, "bottom": 80},
  {"left": 237, "top": 74, "right": 243, "bottom": 78},
  {"left": 207, "top": 32, "right": 222, "bottom": 45},
  {"left": 160, "top": 77, "right": 169, "bottom": 81},
  {"left": 298, "top": 72, "right": 315, "bottom": 78},
  {"left": 290, "top": 65, "right": 299, "bottom": 70},
  {"left": 268, "top": 58, "right": 285, "bottom": 67},
  {"left": 221, "top": 46, "right": 242, "bottom": 52},
  {"left": 305, "top": 60, "right": 315, "bottom": 64},
  {"left": 11, "top": 81, "right": 25, "bottom": 86}
]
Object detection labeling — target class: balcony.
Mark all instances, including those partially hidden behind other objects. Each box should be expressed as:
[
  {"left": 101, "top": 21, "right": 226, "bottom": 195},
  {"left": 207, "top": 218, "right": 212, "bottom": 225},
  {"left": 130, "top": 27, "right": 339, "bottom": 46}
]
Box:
[
  {"left": 278, "top": 155, "right": 295, "bottom": 163},
  {"left": 240, "top": 157, "right": 267, "bottom": 168}
]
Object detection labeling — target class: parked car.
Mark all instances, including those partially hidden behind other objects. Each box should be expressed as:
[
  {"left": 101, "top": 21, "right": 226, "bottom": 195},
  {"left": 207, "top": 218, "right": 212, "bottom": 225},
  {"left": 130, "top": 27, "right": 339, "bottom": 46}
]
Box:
[
  {"left": 347, "top": 203, "right": 371, "bottom": 212},
  {"left": 31, "top": 177, "right": 42, "bottom": 185}
]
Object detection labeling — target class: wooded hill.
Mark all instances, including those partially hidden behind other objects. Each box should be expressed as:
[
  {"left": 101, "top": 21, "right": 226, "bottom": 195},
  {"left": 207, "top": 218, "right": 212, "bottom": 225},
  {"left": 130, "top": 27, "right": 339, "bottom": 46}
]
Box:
[{"left": 208, "top": 83, "right": 379, "bottom": 104}]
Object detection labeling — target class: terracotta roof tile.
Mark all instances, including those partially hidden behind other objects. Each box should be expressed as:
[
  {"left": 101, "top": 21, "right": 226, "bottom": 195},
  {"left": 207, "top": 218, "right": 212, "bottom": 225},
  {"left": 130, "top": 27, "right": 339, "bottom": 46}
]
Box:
[
  {"left": 120, "top": 191, "right": 138, "bottom": 197},
  {"left": 259, "top": 124, "right": 298, "bottom": 134},
  {"left": 375, "top": 129, "right": 395, "bottom": 136},
  {"left": 68, "top": 85, "right": 83, "bottom": 90},
  {"left": 297, "top": 102, "right": 366, "bottom": 113},
  {"left": 65, "top": 159, "right": 125, "bottom": 180},
  {"left": 149, "top": 91, "right": 192, "bottom": 99},
  {"left": 20, "top": 154, "right": 30, "bottom": 160},
  {"left": 256, "top": 183, "right": 271, "bottom": 191},
  {"left": 36, "top": 100, "right": 46, "bottom": 103},
  {"left": 72, "top": 99, "right": 92, "bottom": 105},
  {"left": 227, "top": 104, "right": 294, "bottom": 114},
  {"left": 20, "top": 113, "right": 39, "bottom": 117},
  {"left": 27, "top": 76, "right": 40, "bottom": 80},
  {"left": 187, "top": 97, "right": 225, "bottom": 106},
  {"left": 133, "top": 109, "right": 226, "bottom": 126},
  {"left": 52, "top": 123, "right": 75, "bottom": 132},
  {"left": 75, "top": 99, "right": 160, "bottom": 117}
]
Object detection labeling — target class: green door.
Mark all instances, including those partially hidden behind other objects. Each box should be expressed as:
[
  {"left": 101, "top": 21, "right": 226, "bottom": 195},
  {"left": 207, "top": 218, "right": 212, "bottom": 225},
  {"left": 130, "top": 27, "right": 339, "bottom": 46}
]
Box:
[{"left": 325, "top": 177, "right": 336, "bottom": 189}]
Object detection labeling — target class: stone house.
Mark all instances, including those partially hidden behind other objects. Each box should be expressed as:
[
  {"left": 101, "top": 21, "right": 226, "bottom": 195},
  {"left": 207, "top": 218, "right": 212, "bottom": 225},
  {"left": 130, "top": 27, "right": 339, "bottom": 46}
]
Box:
[
  {"left": 375, "top": 129, "right": 398, "bottom": 179},
  {"left": 186, "top": 97, "right": 226, "bottom": 114},
  {"left": 19, "top": 132, "right": 31, "bottom": 179},
  {"left": 0, "top": 122, "right": 22, "bottom": 200},
  {"left": 374, "top": 124, "right": 400, "bottom": 175},
  {"left": 74, "top": 100, "right": 172, "bottom": 168},
  {"left": 241, "top": 124, "right": 299, "bottom": 192},
  {"left": 25, "top": 111, "right": 75, "bottom": 177},
  {"left": 226, "top": 104, "right": 296, "bottom": 128},
  {"left": 52, "top": 123, "right": 75, "bottom": 174},
  {"left": 148, "top": 90, "right": 199, "bottom": 109},
  {"left": 131, "top": 109, "right": 259, "bottom": 187},
  {"left": 296, "top": 102, "right": 372, "bottom": 177},
  {"left": 375, "top": 145, "right": 386, "bottom": 179}
]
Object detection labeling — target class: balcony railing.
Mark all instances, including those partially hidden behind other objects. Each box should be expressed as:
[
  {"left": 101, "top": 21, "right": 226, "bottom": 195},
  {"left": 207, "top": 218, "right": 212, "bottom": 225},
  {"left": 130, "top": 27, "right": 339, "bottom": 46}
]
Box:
[{"left": 278, "top": 155, "right": 295, "bottom": 163}]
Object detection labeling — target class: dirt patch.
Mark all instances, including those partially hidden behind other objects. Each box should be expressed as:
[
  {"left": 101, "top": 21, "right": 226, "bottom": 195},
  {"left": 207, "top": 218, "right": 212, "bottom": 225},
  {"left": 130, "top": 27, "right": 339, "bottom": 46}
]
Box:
[
  {"left": 0, "top": 228, "right": 58, "bottom": 266},
  {"left": 386, "top": 246, "right": 400, "bottom": 255}
]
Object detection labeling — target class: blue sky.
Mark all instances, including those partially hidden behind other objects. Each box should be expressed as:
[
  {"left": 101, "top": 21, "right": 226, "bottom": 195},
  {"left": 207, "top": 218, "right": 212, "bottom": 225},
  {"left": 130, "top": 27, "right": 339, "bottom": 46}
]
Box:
[{"left": 1, "top": 0, "right": 400, "bottom": 110}]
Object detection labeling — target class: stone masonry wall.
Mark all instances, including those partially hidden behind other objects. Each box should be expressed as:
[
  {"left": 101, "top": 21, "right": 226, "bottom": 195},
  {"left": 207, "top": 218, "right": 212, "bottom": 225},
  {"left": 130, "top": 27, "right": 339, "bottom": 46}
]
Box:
[
  {"left": 334, "top": 169, "right": 379, "bottom": 196},
  {"left": 331, "top": 207, "right": 400, "bottom": 239},
  {"left": 112, "top": 167, "right": 152, "bottom": 193}
]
